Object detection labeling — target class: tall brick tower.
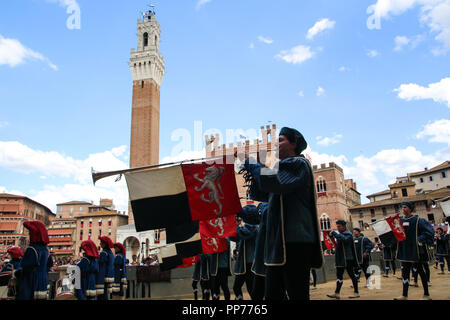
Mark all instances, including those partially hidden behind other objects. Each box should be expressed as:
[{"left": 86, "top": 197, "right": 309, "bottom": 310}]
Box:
[{"left": 128, "top": 11, "right": 165, "bottom": 224}]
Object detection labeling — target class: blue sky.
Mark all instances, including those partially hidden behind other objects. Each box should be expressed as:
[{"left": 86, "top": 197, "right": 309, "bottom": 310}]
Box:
[{"left": 0, "top": 0, "right": 449, "bottom": 212}]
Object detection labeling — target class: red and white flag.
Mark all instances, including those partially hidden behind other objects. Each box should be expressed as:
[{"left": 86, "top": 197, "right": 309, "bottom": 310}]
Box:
[
  {"left": 199, "top": 215, "right": 237, "bottom": 239},
  {"left": 385, "top": 215, "right": 407, "bottom": 242},
  {"left": 201, "top": 236, "right": 227, "bottom": 254},
  {"left": 323, "top": 231, "right": 337, "bottom": 249},
  {"left": 181, "top": 162, "right": 242, "bottom": 221}
]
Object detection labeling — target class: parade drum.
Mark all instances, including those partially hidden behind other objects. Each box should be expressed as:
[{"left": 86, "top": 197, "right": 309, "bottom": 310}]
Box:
[{"left": 55, "top": 276, "right": 76, "bottom": 300}]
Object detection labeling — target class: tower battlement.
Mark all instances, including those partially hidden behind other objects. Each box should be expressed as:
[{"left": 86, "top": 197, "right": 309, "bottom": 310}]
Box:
[
  {"left": 313, "top": 162, "right": 344, "bottom": 173},
  {"left": 205, "top": 124, "right": 277, "bottom": 158}
]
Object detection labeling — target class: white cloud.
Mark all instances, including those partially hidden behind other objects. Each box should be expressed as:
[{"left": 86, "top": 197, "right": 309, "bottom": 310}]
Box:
[
  {"left": 316, "top": 133, "right": 343, "bottom": 146},
  {"left": 0, "top": 141, "right": 129, "bottom": 211},
  {"left": 275, "top": 45, "right": 315, "bottom": 65},
  {"left": 367, "top": 0, "right": 450, "bottom": 54},
  {"left": 257, "top": 36, "right": 274, "bottom": 44},
  {"left": 298, "top": 91, "right": 304, "bottom": 97},
  {"left": 394, "top": 77, "right": 450, "bottom": 107},
  {"left": 306, "top": 18, "right": 336, "bottom": 40},
  {"left": 416, "top": 119, "right": 450, "bottom": 145},
  {"left": 394, "top": 34, "right": 426, "bottom": 51},
  {"left": 316, "top": 86, "right": 325, "bottom": 96},
  {"left": 0, "top": 121, "right": 8, "bottom": 128},
  {"left": 394, "top": 35, "right": 411, "bottom": 51},
  {"left": 249, "top": 43, "right": 255, "bottom": 49},
  {"left": 160, "top": 149, "right": 206, "bottom": 164},
  {"left": 196, "top": 0, "right": 212, "bottom": 10},
  {"left": 0, "top": 35, "right": 58, "bottom": 70},
  {"left": 367, "top": 49, "right": 380, "bottom": 57},
  {"left": 339, "top": 66, "right": 350, "bottom": 72}
]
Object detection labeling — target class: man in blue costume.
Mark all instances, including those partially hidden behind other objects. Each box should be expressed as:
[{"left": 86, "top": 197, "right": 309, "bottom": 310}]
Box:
[
  {"left": 17, "top": 221, "right": 51, "bottom": 300},
  {"left": 434, "top": 227, "right": 449, "bottom": 274},
  {"left": 96, "top": 236, "right": 115, "bottom": 300},
  {"left": 230, "top": 214, "right": 258, "bottom": 300},
  {"left": 326, "top": 220, "right": 360, "bottom": 299},
  {"left": 394, "top": 201, "right": 434, "bottom": 300},
  {"left": 80, "top": 240, "right": 99, "bottom": 300},
  {"left": 352, "top": 228, "right": 374, "bottom": 287},
  {"left": 112, "top": 242, "right": 127, "bottom": 300},
  {"left": 239, "top": 127, "right": 323, "bottom": 300}
]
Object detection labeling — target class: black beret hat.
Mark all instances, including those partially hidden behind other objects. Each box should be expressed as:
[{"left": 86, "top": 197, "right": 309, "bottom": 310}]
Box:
[
  {"left": 279, "top": 127, "right": 307, "bottom": 155},
  {"left": 336, "top": 220, "right": 347, "bottom": 226}
]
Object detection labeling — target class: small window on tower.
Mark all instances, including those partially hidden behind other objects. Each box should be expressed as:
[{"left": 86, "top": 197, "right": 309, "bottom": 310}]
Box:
[
  {"left": 143, "top": 32, "right": 149, "bottom": 47},
  {"left": 141, "top": 81, "right": 144, "bottom": 88}
]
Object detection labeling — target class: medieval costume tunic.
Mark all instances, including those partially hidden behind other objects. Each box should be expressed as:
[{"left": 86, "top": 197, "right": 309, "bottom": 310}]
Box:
[
  {"left": 209, "top": 238, "right": 232, "bottom": 300},
  {"left": 80, "top": 240, "right": 99, "bottom": 299},
  {"left": 395, "top": 211, "right": 434, "bottom": 299},
  {"left": 96, "top": 236, "right": 115, "bottom": 300},
  {"left": 230, "top": 221, "right": 258, "bottom": 300},
  {"left": 329, "top": 227, "right": 359, "bottom": 296},
  {"left": 17, "top": 221, "right": 51, "bottom": 300},
  {"left": 112, "top": 243, "right": 127, "bottom": 299},
  {"left": 243, "top": 151, "right": 323, "bottom": 300},
  {"left": 192, "top": 254, "right": 212, "bottom": 300},
  {"left": 353, "top": 231, "right": 374, "bottom": 283}
]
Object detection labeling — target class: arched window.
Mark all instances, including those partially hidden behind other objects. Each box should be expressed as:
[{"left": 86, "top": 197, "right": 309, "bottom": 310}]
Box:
[
  {"left": 320, "top": 213, "right": 331, "bottom": 230},
  {"left": 316, "top": 176, "right": 327, "bottom": 193},
  {"left": 155, "top": 35, "right": 158, "bottom": 46},
  {"left": 143, "top": 33, "right": 149, "bottom": 47}
]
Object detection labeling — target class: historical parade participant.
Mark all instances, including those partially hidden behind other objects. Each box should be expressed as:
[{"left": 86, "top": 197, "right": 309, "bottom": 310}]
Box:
[
  {"left": 112, "top": 242, "right": 127, "bottom": 299},
  {"left": 326, "top": 220, "right": 360, "bottom": 299},
  {"left": 239, "top": 127, "right": 323, "bottom": 300},
  {"left": 394, "top": 202, "right": 434, "bottom": 300},
  {"left": 96, "top": 236, "right": 115, "bottom": 300},
  {"left": 352, "top": 228, "right": 374, "bottom": 286},
  {"left": 17, "top": 221, "right": 51, "bottom": 300},
  {"left": 434, "top": 227, "right": 449, "bottom": 274},
  {"left": 80, "top": 240, "right": 99, "bottom": 300}
]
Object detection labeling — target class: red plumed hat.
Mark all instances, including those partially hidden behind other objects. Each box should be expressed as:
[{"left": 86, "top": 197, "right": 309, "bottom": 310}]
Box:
[
  {"left": 7, "top": 247, "right": 24, "bottom": 259},
  {"left": 113, "top": 242, "right": 126, "bottom": 256},
  {"left": 81, "top": 240, "right": 99, "bottom": 258},
  {"left": 23, "top": 221, "right": 49, "bottom": 244},
  {"left": 98, "top": 236, "right": 113, "bottom": 249}
]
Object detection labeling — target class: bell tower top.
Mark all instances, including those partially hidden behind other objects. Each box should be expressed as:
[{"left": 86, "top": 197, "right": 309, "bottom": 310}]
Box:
[{"left": 129, "top": 5, "right": 165, "bottom": 86}]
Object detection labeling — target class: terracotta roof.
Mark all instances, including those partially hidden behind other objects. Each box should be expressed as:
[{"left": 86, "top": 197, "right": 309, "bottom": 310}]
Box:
[
  {"left": 0, "top": 222, "right": 18, "bottom": 231},
  {"left": 56, "top": 200, "right": 92, "bottom": 206},
  {"left": 366, "top": 189, "right": 390, "bottom": 198},
  {"left": 388, "top": 181, "right": 416, "bottom": 188},
  {"left": 350, "top": 187, "right": 450, "bottom": 210},
  {"left": 0, "top": 193, "right": 55, "bottom": 216},
  {"left": 408, "top": 161, "right": 450, "bottom": 177}
]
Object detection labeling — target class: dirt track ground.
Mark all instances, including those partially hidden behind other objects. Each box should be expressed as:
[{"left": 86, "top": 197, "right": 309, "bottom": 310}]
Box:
[{"left": 168, "top": 265, "right": 449, "bottom": 300}]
